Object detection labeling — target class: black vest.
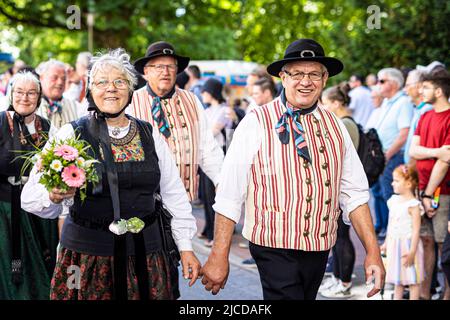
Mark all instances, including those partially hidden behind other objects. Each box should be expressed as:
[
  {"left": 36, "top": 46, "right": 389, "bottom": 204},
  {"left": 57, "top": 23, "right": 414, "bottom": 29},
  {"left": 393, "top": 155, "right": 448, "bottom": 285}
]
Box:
[
  {"left": 61, "top": 115, "right": 163, "bottom": 256},
  {"left": 0, "top": 111, "right": 50, "bottom": 201}
]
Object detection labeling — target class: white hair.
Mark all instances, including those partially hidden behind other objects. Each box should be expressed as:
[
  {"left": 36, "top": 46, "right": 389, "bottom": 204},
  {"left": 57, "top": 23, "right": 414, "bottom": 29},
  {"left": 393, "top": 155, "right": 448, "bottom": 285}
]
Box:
[
  {"left": 88, "top": 48, "right": 137, "bottom": 92},
  {"left": 378, "top": 68, "right": 404, "bottom": 88},
  {"left": 8, "top": 71, "right": 41, "bottom": 106},
  {"left": 36, "top": 59, "right": 67, "bottom": 76},
  {"left": 406, "top": 69, "right": 425, "bottom": 84},
  {"left": 76, "top": 52, "right": 93, "bottom": 67}
]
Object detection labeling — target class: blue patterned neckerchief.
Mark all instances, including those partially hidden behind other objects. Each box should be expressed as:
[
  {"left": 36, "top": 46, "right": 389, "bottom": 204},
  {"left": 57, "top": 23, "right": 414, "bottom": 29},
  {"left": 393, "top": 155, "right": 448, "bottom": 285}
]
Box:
[
  {"left": 43, "top": 96, "right": 63, "bottom": 117},
  {"left": 275, "top": 89, "right": 317, "bottom": 163},
  {"left": 146, "top": 84, "right": 175, "bottom": 138}
]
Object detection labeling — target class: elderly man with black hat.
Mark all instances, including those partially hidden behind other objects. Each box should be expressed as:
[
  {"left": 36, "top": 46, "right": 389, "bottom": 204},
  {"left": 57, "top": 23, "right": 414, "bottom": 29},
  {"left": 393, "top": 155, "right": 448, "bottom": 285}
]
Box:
[
  {"left": 200, "top": 39, "right": 385, "bottom": 300},
  {"left": 129, "top": 41, "right": 224, "bottom": 204}
]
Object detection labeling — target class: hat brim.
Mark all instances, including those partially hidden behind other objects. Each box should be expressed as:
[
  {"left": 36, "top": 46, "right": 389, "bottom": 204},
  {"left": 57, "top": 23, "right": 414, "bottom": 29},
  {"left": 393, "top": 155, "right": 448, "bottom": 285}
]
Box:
[
  {"left": 134, "top": 53, "right": 190, "bottom": 75},
  {"left": 267, "top": 57, "right": 344, "bottom": 78}
]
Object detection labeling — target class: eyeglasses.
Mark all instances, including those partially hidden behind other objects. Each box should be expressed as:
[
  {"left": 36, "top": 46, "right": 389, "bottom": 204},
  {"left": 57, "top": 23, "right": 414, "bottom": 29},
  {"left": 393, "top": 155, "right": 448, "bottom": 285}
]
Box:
[
  {"left": 93, "top": 79, "right": 129, "bottom": 90},
  {"left": 378, "top": 79, "right": 390, "bottom": 84},
  {"left": 283, "top": 70, "right": 326, "bottom": 81},
  {"left": 13, "top": 90, "right": 39, "bottom": 99},
  {"left": 145, "top": 64, "right": 178, "bottom": 72}
]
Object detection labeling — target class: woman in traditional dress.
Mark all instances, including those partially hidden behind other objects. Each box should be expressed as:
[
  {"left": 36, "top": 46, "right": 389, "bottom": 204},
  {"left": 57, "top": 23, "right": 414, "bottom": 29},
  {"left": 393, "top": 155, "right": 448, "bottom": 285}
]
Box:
[
  {"left": 21, "top": 49, "right": 201, "bottom": 300},
  {"left": 0, "top": 71, "right": 58, "bottom": 299}
]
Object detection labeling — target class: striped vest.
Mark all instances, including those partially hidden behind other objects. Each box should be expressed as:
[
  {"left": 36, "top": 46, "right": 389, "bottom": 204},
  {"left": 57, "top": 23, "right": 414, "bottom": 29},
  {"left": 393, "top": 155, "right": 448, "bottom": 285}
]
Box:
[
  {"left": 244, "top": 97, "right": 345, "bottom": 251},
  {"left": 36, "top": 97, "right": 79, "bottom": 129},
  {"left": 129, "top": 87, "right": 200, "bottom": 201}
]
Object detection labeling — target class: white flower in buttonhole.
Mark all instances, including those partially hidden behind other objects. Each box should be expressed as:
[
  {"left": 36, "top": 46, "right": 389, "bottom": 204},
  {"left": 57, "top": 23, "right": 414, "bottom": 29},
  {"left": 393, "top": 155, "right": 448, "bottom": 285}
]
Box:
[
  {"left": 76, "top": 157, "right": 85, "bottom": 168},
  {"left": 31, "top": 154, "right": 40, "bottom": 164},
  {"left": 83, "top": 159, "right": 99, "bottom": 168},
  {"left": 50, "top": 160, "right": 63, "bottom": 172}
]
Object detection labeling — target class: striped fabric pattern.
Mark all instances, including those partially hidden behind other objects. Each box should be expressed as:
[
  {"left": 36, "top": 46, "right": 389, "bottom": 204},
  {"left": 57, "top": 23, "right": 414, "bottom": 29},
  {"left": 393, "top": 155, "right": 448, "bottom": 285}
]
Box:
[
  {"left": 243, "top": 97, "right": 345, "bottom": 251},
  {"left": 36, "top": 98, "right": 79, "bottom": 129},
  {"left": 129, "top": 87, "right": 200, "bottom": 201}
]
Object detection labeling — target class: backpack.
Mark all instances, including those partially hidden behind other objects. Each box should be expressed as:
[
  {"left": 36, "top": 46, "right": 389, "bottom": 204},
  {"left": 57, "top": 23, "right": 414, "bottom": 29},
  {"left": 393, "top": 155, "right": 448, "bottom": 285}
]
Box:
[
  {"left": 343, "top": 117, "right": 385, "bottom": 187},
  {"left": 356, "top": 125, "right": 385, "bottom": 187}
]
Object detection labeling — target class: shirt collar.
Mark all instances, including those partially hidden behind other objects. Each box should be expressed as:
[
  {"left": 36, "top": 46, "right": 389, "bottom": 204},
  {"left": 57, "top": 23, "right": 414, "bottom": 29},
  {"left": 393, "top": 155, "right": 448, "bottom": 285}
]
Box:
[
  {"left": 280, "top": 89, "right": 321, "bottom": 120},
  {"left": 146, "top": 84, "right": 175, "bottom": 99}
]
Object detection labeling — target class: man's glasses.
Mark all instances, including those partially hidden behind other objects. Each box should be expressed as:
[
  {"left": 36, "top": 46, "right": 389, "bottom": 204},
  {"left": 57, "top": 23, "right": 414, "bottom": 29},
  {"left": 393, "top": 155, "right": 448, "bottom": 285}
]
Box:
[
  {"left": 283, "top": 70, "right": 326, "bottom": 81},
  {"left": 13, "top": 90, "right": 39, "bottom": 99},
  {"left": 93, "top": 79, "right": 129, "bottom": 90},
  {"left": 378, "top": 79, "right": 390, "bottom": 84},
  {"left": 145, "top": 64, "right": 178, "bottom": 72}
]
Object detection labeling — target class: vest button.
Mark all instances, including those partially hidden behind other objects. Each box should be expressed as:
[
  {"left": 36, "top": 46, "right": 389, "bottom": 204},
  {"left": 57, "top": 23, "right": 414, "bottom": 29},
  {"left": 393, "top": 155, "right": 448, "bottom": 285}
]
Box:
[
  {"left": 319, "top": 146, "right": 325, "bottom": 153},
  {"left": 313, "top": 117, "right": 318, "bottom": 123},
  {"left": 182, "top": 123, "right": 187, "bottom": 128},
  {"left": 305, "top": 178, "right": 312, "bottom": 184},
  {"left": 316, "top": 130, "right": 321, "bottom": 137},
  {"left": 166, "top": 111, "right": 171, "bottom": 117},
  {"left": 304, "top": 214, "right": 311, "bottom": 219},
  {"left": 303, "top": 231, "right": 310, "bottom": 237},
  {"left": 178, "top": 111, "right": 183, "bottom": 116},
  {"left": 325, "top": 180, "right": 330, "bottom": 187},
  {"left": 320, "top": 232, "right": 327, "bottom": 237},
  {"left": 325, "top": 199, "right": 331, "bottom": 205},
  {"left": 321, "top": 162, "right": 328, "bottom": 170},
  {"left": 323, "top": 215, "right": 330, "bottom": 221},
  {"left": 306, "top": 196, "right": 312, "bottom": 202},
  {"left": 303, "top": 161, "right": 309, "bottom": 168},
  {"left": 170, "top": 124, "right": 174, "bottom": 129}
]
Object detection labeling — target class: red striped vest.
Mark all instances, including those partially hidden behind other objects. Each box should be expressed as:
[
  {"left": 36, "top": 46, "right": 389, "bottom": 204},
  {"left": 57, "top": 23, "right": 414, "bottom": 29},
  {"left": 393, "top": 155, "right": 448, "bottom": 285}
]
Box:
[
  {"left": 129, "top": 87, "right": 200, "bottom": 201},
  {"left": 244, "top": 97, "right": 345, "bottom": 251}
]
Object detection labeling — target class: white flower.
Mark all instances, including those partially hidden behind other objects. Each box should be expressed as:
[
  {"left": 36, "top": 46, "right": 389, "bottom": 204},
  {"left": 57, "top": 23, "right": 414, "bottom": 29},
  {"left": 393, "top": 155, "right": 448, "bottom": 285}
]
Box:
[
  {"left": 76, "top": 157, "right": 85, "bottom": 167},
  {"left": 84, "top": 159, "right": 99, "bottom": 168},
  {"left": 50, "top": 160, "right": 63, "bottom": 172},
  {"left": 31, "top": 154, "right": 40, "bottom": 164}
]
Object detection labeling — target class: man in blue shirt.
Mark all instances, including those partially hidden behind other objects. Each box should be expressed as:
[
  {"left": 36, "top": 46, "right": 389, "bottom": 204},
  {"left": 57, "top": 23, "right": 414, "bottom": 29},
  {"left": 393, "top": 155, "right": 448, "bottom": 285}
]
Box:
[{"left": 374, "top": 68, "right": 414, "bottom": 237}]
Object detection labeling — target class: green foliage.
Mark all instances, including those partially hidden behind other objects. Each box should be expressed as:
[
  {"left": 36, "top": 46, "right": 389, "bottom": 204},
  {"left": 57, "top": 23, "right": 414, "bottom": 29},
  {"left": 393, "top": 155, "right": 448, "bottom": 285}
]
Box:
[{"left": 0, "top": 0, "right": 449, "bottom": 81}]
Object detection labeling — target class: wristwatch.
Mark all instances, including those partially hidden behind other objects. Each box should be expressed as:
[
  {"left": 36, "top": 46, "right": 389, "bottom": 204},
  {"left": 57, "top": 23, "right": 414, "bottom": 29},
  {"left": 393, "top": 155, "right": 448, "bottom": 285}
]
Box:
[{"left": 420, "top": 191, "right": 433, "bottom": 199}]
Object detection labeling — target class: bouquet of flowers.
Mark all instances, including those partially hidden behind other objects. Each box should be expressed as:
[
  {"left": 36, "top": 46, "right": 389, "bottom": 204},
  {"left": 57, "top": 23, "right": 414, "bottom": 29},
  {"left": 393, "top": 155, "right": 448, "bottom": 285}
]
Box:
[{"left": 24, "top": 135, "right": 99, "bottom": 202}]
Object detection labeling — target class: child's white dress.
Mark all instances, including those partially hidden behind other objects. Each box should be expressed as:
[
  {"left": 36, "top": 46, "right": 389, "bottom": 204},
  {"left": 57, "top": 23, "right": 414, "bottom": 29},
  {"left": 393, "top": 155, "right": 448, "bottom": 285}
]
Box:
[{"left": 385, "top": 195, "right": 425, "bottom": 285}]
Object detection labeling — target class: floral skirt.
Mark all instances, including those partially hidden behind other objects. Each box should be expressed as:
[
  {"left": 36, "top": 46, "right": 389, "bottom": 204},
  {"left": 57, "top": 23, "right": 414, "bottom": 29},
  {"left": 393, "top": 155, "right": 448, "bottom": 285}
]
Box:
[
  {"left": 385, "top": 237, "right": 425, "bottom": 286},
  {"left": 50, "top": 246, "right": 176, "bottom": 300}
]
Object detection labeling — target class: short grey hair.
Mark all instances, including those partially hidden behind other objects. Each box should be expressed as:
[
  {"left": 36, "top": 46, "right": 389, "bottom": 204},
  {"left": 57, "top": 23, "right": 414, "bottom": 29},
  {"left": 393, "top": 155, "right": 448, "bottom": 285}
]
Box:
[
  {"left": 36, "top": 59, "right": 67, "bottom": 76},
  {"left": 88, "top": 48, "right": 137, "bottom": 92},
  {"left": 406, "top": 69, "right": 425, "bottom": 84},
  {"left": 8, "top": 71, "right": 41, "bottom": 105},
  {"left": 76, "top": 52, "right": 93, "bottom": 67},
  {"left": 378, "top": 68, "right": 404, "bottom": 88}
]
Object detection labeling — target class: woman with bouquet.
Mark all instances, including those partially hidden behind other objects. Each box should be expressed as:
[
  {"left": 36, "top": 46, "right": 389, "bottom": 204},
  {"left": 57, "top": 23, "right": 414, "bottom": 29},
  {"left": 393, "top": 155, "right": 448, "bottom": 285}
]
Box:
[
  {"left": 21, "top": 49, "right": 201, "bottom": 300},
  {"left": 0, "top": 71, "right": 58, "bottom": 299}
]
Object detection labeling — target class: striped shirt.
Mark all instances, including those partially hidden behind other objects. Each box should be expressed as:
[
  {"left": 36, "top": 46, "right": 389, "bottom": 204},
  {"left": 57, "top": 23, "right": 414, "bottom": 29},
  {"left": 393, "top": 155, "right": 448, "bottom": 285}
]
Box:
[
  {"left": 128, "top": 86, "right": 224, "bottom": 201},
  {"left": 36, "top": 97, "right": 83, "bottom": 130},
  {"left": 213, "top": 96, "right": 370, "bottom": 251}
]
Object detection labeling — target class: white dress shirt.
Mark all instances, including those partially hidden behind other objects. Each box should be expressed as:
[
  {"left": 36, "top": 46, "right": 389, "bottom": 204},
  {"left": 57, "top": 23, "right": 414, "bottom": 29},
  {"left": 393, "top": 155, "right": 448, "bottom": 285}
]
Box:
[
  {"left": 213, "top": 110, "right": 370, "bottom": 225},
  {"left": 21, "top": 119, "right": 197, "bottom": 251}
]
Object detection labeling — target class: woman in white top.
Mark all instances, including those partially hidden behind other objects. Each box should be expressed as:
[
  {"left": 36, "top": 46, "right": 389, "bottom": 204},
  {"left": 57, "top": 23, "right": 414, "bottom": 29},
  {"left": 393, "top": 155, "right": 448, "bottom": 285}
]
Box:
[{"left": 21, "top": 49, "right": 201, "bottom": 300}]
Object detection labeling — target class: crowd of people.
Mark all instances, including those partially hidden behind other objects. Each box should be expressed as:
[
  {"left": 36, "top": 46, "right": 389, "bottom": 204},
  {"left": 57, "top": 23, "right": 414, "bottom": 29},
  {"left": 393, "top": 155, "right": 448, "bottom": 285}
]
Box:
[{"left": 0, "top": 37, "right": 449, "bottom": 301}]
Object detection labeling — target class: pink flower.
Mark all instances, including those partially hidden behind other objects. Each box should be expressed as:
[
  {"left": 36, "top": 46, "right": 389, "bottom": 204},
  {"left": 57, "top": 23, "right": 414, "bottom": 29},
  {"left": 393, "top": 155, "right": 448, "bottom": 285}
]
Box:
[
  {"left": 61, "top": 165, "right": 86, "bottom": 188},
  {"left": 36, "top": 158, "right": 43, "bottom": 172},
  {"left": 54, "top": 145, "right": 79, "bottom": 161}
]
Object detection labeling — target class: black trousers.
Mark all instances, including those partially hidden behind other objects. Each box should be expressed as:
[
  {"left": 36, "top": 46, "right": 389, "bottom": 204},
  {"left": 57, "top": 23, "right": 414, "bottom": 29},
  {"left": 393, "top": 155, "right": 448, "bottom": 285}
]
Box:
[
  {"left": 332, "top": 214, "right": 355, "bottom": 283},
  {"left": 249, "top": 242, "right": 329, "bottom": 300},
  {"left": 199, "top": 170, "right": 216, "bottom": 240}
]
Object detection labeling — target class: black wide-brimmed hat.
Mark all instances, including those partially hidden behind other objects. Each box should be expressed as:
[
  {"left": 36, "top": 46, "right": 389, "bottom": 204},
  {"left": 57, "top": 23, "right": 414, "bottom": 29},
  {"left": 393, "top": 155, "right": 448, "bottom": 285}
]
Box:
[
  {"left": 267, "top": 39, "right": 344, "bottom": 78},
  {"left": 134, "top": 41, "right": 190, "bottom": 74},
  {"left": 201, "top": 77, "right": 225, "bottom": 102}
]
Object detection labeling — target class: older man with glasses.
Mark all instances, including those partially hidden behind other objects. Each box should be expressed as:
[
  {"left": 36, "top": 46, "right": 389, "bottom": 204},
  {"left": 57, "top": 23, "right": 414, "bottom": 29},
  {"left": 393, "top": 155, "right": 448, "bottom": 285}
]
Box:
[
  {"left": 201, "top": 39, "right": 385, "bottom": 300},
  {"left": 129, "top": 41, "right": 224, "bottom": 205},
  {"left": 373, "top": 68, "right": 414, "bottom": 238}
]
